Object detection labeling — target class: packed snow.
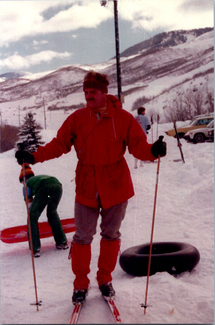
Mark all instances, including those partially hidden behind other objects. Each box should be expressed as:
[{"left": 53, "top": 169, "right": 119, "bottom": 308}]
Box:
[{"left": 0, "top": 113, "right": 214, "bottom": 323}]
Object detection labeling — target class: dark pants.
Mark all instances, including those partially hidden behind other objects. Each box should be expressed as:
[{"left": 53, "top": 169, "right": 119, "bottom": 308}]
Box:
[
  {"left": 28, "top": 183, "right": 67, "bottom": 251},
  {"left": 73, "top": 201, "right": 128, "bottom": 245}
]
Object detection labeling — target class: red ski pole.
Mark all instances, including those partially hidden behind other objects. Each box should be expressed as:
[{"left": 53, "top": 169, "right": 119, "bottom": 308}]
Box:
[
  {"left": 22, "top": 162, "right": 41, "bottom": 311},
  {"left": 142, "top": 154, "right": 161, "bottom": 314}
]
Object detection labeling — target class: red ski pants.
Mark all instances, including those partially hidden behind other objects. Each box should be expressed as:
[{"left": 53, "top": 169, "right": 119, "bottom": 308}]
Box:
[{"left": 71, "top": 239, "right": 120, "bottom": 290}]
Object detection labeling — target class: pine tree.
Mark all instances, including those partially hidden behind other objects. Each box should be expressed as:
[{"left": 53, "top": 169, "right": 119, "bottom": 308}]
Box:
[{"left": 15, "top": 112, "right": 44, "bottom": 153}]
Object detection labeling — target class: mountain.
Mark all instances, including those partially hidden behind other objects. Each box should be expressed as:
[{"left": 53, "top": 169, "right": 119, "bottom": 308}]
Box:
[
  {"left": 119, "top": 27, "right": 213, "bottom": 58},
  {"left": 0, "top": 72, "right": 26, "bottom": 82},
  {"left": 0, "top": 27, "right": 213, "bottom": 126}
]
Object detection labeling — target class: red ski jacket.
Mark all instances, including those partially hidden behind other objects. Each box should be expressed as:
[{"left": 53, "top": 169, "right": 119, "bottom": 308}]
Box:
[{"left": 33, "top": 95, "right": 155, "bottom": 209}]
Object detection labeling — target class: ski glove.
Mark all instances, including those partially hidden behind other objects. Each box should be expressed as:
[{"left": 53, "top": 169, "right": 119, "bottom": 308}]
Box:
[
  {"left": 15, "top": 150, "right": 35, "bottom": 165},
  {"left": 151, "top": 136, "right": 167, "bottom": 158}
]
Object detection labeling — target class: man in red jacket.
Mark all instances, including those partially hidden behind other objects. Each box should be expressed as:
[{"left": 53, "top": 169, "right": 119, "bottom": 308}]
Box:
[{"left": 15, "top": 70, "right": 166, "bottom": 305}]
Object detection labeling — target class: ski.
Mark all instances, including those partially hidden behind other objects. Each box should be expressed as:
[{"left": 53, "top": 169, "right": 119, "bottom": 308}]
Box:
[
  {"left": 104, "top": 298, "right": 121, "bottom": 323},
  {"left": 69, "top": 296, "right": 121, "bottom": 324},
  {"left": 173, "top": 120, "right": 185, "bottom": 163},
  {"left": 69, "top": 303, "right": 82, "bottom": 324}
]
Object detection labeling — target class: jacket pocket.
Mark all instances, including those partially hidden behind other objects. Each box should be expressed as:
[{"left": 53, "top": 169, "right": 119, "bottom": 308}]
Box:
[{"left": 75, "top": 163, "right": 97, "bottom": 199}]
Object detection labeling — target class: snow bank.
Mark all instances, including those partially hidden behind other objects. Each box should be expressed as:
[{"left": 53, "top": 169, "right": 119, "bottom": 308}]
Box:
[{"left": 0, "top": 122, "right": 214, "bottom": 324}]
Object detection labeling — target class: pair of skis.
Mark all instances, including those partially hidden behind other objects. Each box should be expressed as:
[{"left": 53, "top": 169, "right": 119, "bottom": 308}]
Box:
[{"left": 69, "top": 297, "right": 121, "bottom": 324}]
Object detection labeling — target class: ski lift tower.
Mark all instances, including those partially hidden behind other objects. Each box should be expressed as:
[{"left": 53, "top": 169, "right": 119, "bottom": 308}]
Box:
[{"left": 101, "top": 0, "right": 122, "bottom": 103}]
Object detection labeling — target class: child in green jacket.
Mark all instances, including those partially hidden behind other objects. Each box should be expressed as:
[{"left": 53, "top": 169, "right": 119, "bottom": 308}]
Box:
[{"left": 19, "top": 164, "right": 68, "bottom": 257}]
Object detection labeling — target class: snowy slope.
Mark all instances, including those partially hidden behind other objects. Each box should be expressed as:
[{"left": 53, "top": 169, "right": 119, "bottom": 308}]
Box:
[{"left": 0, "top": 121, "right": 214, "bottom": 324}]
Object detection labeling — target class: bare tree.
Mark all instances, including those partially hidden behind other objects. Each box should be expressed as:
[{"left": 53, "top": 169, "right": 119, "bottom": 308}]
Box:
[
  {"left": 205, "top": 91, "right": 214, "bottom": 113},
  {"left": 164, "top": 87, "right": 213, "bottom": 122},
  {"left": 192, "top": 89, "right": 204, "bottom": 116}
]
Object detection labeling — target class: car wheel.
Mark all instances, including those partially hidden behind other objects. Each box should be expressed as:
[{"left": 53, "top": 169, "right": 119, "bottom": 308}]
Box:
[{"left": 194, "top": 133, "right": 205, "bottom": 143}]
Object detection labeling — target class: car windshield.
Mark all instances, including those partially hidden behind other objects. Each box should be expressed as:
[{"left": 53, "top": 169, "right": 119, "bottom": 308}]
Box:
[
  {"left": 190, "top": 119, "right": 200, "bottom": 126},
  {"left": 191, "top": 118, "right": 213, "bottom": 126},
  {"left": 207, "top": 120, "right": 214, "bottom": 128}
]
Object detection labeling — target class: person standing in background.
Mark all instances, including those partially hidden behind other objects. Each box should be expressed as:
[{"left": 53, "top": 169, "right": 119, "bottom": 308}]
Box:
[{"left": 134, "top": 107, "right": 151, "bottom": 168}]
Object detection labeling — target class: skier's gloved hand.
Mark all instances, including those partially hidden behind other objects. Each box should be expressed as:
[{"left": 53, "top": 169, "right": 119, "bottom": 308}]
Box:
[
  {"left": 27, "top": 199, "right": 33, "bottom": 210},
  {"left": 15, "top": 150, "right": 35, "bottom": 165},
  {"left": 151, "top": 136, "right": 167, "bottom": 158}
]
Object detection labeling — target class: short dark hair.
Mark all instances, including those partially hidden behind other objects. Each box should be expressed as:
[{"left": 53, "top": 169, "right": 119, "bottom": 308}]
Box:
[
  {"left": 137, "top": 107, "right": 146, "bottom": 115},
  {"left": 84, "top": 71, "right": 109, "bottom": 84}
]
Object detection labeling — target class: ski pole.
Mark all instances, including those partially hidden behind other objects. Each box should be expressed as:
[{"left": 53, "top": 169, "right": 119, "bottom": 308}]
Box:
[
  {"left": 142, "top": 154, "right": 161, "bottom": 314},
  {"left": 151, "top": 116, "right": 153, "bottom": 143},
  {"left": 156, "top": 114, "right": 160, "bottom": 139},
  {"left": 22, "top": 162, "right": 41, "bottom": 311}
]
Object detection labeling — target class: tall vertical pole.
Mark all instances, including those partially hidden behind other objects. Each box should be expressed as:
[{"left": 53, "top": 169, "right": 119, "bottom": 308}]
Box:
[
  {"left": 43, "top": 98, "right": 46, "bottom": 130},
  {"left": 18, "top": 105, "right": 20, "bottom": 127},
  {"left": 22, "top": 163, "right": 40, "bottom": 311},
  {"left": 0, "top": 111, "right": 2, "bottom": 153},
  {"left": 113, "top": 0, "right": 122, "bottom": 103},
  {"left": 142, "top": 153, "right": 161, "bottom": 314}
]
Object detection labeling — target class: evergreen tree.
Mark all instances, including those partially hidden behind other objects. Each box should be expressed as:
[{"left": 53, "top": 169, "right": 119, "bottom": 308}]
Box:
[{"left": 15, "top": 112, "right": 44, "bottom": 153}]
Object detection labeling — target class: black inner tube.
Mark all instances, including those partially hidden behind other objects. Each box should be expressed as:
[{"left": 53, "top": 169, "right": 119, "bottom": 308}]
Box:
[{"left": 119, "top": 242, "right": 200, "bottom": 277}]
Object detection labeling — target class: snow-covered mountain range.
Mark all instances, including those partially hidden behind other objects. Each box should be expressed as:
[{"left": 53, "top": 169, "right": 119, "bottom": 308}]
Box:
[{"left": 0, "top": 27, "right": 213, "bottom": 126}]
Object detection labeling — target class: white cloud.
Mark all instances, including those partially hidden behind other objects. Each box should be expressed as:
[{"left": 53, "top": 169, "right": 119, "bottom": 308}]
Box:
[
  {"left": 0, "top": 0, "right": 213, "bottom": 48},
  {"left": 118, "top": 0, "right": 213, "bottom": 32},
  {"left": 42, "top": 2, "right": 113, "bottom": 33},
  {"left": 33, "top": 40, "right": 49, "bottom": 46},
  {"left": 33, "top": 40, "right": 49, "bottom": 50},
  {"left": 0, "top": 51, "right": 72, "bottom": 70},
  {"left": 0, "top": 1, "right": 113, "bottom": 47}
]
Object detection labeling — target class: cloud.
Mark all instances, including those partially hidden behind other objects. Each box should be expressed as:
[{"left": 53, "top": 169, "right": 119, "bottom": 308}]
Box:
[
  {"left": 118, "top": 0, "right": 213, "bottom": 32},
  {"left": 0, "top": 51, "right": 72, "bottom": 70},
  {"left": 0, "top": 1, "right": 113, "bottom": 47},
  {"left": 33, "top": 40, "right": 49, "bottom": 46},
  {"left": 0, "top": 0, "right": 213, "bottom": 48},
  {"left": 42, "top": 2, "right": 113, "bottom": 33},
  {"left": 179, "top": 0, "right": 213, "bottom": 12},
  {"left": 33, "top": 40, "right": 49, "bottom": 50}
]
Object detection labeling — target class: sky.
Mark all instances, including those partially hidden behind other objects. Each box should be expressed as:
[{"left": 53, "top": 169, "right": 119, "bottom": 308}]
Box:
[{"left": 0, "top": 0, "right": 213, "bottom": 75}]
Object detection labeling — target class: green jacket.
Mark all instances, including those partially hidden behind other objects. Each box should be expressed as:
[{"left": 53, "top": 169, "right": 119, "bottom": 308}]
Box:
[{"left": 23, "top": 175, "right": 61, "bottom": 198}]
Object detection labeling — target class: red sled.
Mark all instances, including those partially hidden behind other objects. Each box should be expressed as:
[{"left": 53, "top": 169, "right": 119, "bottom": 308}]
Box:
[{"left": 0, "top": 218, "right": 75, "bottom": 244}]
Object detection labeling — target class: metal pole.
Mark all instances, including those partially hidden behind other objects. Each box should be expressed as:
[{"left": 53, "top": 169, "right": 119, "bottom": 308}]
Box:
[
  {"left": 142, "top": 154, "right": 161, "bottom": 314},
  {"left": 18, "top": 105, "right": 20, "bottom": 127},
  {"left": 43, "top": 98, "right": 46, "bottom": 129},
  {"left": 113, "top": 0, "right": 122, "bottom": 102},
  {"left": 22, "top": 163, "right": 41, "bottom": 311}
]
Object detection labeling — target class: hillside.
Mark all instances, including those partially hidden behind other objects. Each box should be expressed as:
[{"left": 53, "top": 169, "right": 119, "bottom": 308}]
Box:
[
  {"left": 0, "top": 27, "right": 213, "bottom": 127},
  {"left": 119, "top": 27, "right": 213, "bottom": 58}
]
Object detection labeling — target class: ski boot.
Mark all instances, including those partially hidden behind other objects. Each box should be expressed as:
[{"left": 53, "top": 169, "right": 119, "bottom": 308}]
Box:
[
  {"left": 72, "top": 289, "right": 87, "bottom": 305},
  {"left": 99, "top": 282, "right": 115, "bottom": 300}
]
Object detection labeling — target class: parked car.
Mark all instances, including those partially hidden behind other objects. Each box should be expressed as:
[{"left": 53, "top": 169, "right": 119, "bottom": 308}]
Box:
[
  {"left": 184, "top": 120, "right": 214, "bottom": 143},
  {"left": 165, "top": 114, "right": 214, "bottom": 138}
]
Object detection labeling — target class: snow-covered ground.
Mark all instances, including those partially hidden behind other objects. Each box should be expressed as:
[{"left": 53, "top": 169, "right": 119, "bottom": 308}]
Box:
[{"left": 0, "top": 119, "right": 214, "bottom": 324}]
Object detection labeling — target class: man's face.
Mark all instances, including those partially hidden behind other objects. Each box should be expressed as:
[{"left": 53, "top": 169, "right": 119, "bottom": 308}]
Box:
[{"left": 84, "top": 88, "right": 107, "bottom": 110}]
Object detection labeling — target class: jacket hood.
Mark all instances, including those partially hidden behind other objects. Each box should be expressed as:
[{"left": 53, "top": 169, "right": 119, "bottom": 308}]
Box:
[
  {"left": 106, "top": 94, "right": 121, "bottom": 116},
  {"left": 86, "top": 94, "right": 121, "bottom": 117}
]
